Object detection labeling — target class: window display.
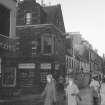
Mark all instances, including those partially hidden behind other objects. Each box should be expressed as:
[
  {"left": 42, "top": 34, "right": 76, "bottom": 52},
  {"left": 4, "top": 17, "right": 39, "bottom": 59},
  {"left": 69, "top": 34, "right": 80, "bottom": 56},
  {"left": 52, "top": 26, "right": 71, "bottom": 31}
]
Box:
[{"left": 2, "top": 67, "right": 16, "bottom": 87}]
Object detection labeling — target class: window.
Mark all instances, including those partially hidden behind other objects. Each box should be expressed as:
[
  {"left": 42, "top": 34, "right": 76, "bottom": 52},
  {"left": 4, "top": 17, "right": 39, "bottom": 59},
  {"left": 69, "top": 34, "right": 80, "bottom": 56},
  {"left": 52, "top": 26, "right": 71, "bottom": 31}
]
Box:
[
  {"left": 32, "top": 41, "right": 38, "bottom": 57},
  {"left": 25, "top": 12, "right": 32, "bottom": 25},
  {"left": 2, "top": 67, "right": 16, "bottom": 87},
  {"left": 42, "top": 34, "right": 54, "bottom": 54}
]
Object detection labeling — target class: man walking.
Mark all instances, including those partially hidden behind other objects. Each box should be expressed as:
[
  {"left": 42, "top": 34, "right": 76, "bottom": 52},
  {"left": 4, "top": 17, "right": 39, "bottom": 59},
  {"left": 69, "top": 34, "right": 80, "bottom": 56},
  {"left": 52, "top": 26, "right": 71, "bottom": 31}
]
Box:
[{"left": 65, "top": 77, "right": 79, "bottom": 105}]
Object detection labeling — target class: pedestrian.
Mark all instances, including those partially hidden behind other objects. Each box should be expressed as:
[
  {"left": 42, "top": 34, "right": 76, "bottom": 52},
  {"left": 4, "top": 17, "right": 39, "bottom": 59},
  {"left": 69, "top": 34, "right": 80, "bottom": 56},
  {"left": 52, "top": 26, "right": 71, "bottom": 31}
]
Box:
[
  {"left": 65, "top": 77, "right": 79, "bottom": 105},
  {"left": 77, "top": 79, "right": 98, "bottom": 105},
  {"left": 57, "top": 75, "right": 65, "bottom": 92},
  {"left": 90, "top": 76, "right": 100, "bottom": 105},
  {"left": 90, "top": 76, "right": 100, "bottom": 93},
  {"left": 41, "top": 74, "right": 57, "bottom": 105},
  {"left": 100, "top": 78, "right": 105, "bottom": 105}
]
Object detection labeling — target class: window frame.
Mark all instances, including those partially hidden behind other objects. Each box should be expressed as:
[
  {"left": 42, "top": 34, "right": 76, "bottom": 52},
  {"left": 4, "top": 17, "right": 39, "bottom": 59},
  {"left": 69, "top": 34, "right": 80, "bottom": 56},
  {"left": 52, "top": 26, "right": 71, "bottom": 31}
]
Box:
[
  {"left": 41, "top": 33, "right": 54, "bottom": 55},
  {"left": 24, "top": 11, "right": 32, "bottom": 25}
]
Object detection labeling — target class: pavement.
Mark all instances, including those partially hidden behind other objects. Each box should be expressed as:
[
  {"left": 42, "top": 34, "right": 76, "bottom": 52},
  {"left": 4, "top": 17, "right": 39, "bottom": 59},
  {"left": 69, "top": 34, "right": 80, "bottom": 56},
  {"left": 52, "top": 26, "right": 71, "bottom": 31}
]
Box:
[
  {"left": 0, "top": 94, "right": 43, "bottom": 105},
  {"left": 0, "top": 91, "right": 66, "bottom": 105}
]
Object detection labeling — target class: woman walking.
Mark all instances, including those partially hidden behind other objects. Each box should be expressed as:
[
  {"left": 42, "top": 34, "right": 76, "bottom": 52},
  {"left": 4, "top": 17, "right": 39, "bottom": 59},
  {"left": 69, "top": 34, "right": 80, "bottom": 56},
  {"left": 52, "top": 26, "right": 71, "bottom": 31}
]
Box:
[
  {"left": 41, "top": 74, "right": 57, "bottom": 105},
  {"left": 100, "top": 78, "right": 105, "bottom": 105}
]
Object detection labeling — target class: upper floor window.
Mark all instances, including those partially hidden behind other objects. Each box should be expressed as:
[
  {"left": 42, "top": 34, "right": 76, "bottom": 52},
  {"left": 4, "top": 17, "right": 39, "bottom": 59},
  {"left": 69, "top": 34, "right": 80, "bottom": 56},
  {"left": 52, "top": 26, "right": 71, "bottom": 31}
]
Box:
[
  {"left": 25, "top": 12, "right": 32, "bottom": 25},
  {"left": 31, "top": 41, "right": 38, "bottom": 57},
  {"left": 41, "top": 34, "right": 54, "bottom": 55}
]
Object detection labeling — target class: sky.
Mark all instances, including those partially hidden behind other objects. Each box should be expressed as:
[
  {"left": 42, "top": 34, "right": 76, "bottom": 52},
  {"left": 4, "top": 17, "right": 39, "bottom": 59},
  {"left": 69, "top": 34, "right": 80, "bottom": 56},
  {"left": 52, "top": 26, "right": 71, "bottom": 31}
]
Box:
[{"left": 37, "top": 0, "right": 105, "bottom": 56}]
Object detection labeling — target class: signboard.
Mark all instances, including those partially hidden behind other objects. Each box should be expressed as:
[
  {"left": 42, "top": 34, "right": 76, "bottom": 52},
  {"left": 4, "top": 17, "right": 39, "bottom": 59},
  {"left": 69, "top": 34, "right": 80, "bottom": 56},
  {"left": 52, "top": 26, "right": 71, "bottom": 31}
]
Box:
[
  {"left": 18, "top": 63, "right": 35, "bottom": 69},
  {"left": 40, "top": 63, "right": 51, "bottom": 69},
  {"left": 2, "top": 67, "right": 16, "bottom": 87}
]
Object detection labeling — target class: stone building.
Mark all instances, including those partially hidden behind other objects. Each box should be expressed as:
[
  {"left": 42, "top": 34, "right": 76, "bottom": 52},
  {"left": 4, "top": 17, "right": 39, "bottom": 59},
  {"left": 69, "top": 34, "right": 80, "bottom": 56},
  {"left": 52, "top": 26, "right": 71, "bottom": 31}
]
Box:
[{"left": 16, "top": 0, "right": 66, "bottom": 94}]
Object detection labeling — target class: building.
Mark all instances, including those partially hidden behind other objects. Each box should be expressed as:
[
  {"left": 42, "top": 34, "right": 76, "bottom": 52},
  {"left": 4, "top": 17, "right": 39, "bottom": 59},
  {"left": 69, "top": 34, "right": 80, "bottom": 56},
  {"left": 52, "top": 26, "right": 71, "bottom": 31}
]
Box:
[
  {"left": 0, "top": 0, "right": 16, "bottom": 97},
  {"left": 15, "top": 0, "right": 66, "bottom": 95}
]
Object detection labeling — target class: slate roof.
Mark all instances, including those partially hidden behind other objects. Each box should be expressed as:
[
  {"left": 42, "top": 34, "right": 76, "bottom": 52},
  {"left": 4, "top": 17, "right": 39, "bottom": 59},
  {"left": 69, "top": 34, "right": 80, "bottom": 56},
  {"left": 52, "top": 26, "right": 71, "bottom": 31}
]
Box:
[{"left": 43, "top": 4, "right": 65, "bottom": 32}]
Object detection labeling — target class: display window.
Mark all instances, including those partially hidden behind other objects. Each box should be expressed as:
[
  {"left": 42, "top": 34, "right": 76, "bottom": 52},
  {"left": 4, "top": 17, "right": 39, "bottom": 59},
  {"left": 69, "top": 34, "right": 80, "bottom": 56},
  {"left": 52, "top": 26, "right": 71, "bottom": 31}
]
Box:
[{"left": 2, "top": 67, "right": 16, "bottom": 87}]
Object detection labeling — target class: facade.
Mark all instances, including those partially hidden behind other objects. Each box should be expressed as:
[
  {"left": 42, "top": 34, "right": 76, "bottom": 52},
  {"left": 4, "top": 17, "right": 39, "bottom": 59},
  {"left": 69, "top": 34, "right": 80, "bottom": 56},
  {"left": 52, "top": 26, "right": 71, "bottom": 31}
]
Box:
[
  {"left": 65, "top": 32, "right": 103, "bottom": 88},
  {"left": 15, "top": 0, "right": 66, "bottom": 94},
  {"left": 90, "top": 49, "right": 103, "bottom": 78},
  {"left": 0, "top": 0, "right": 16, "bottom": 97}
]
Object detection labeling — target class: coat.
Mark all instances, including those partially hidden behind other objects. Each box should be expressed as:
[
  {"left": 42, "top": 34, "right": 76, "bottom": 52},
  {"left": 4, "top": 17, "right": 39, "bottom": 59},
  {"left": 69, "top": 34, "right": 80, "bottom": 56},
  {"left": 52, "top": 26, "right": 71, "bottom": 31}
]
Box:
[
  {"left": 42, "top": 80, "right": 57, "bottom": 105},
  {"left": 90, "top": 79, "right": 100, "bottom": 92},
  {"left": 65, "top": 82, "right": 79, "bottom": 105},
  {"left": 100, "top": 83, "right": 105, "bottom": 105},
  {"left": 77, "top": 87, "right": 98, "bottom": 105}
]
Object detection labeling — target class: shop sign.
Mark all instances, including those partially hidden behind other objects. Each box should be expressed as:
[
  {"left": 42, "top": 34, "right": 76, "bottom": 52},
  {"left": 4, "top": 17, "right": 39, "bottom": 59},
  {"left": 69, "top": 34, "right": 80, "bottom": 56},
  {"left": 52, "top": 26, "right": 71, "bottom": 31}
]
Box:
[
  {"left": 40, "top": 63, "right": 51, "bottom": 69},
  {"left": 18, "top": 63, "right": 35, "bottom": 69}
]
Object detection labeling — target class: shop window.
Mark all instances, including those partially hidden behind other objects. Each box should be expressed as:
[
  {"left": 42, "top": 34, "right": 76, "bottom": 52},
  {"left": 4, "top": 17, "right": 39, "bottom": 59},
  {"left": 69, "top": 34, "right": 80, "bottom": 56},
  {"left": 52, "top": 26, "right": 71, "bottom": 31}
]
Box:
[
  {"left": 2, "top": 67, "right": 16, "bottom": 87},
  {"left": 25, "top": 12, "right": 32, "bottom": 25},
  {"left": 41, "top": 34, "right": 54, "bottom": 54},
  {"left": 40, "top": 63, "right": 51, "bottom": 83}
]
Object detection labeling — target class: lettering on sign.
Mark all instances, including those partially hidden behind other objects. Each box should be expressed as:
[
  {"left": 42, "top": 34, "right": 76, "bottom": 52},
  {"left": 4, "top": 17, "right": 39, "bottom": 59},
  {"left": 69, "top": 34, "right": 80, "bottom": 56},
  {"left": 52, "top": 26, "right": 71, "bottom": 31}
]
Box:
[
  {"left": 18, "top": 63, "right": 35, "bottom": 69},
  {"left": 40, "top": 63, "right": 51, "bottom": 69}
]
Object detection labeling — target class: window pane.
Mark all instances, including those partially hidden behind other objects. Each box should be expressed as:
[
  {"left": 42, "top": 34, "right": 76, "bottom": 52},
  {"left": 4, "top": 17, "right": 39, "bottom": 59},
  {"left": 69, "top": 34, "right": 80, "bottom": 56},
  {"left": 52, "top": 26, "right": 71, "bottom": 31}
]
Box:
[
  {"left": 43, "top": 35, "right": 53, "bottom": 54},
  {"left": 26, "top": 13, "right": 32, "bottom": 24}
]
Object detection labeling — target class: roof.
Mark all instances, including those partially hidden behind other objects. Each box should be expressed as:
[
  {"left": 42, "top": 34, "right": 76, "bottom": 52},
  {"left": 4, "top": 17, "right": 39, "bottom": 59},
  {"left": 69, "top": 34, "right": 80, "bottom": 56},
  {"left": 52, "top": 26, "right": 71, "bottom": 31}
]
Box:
[{"left": 43, "top": 5, "right": 65, "bottom": 32}]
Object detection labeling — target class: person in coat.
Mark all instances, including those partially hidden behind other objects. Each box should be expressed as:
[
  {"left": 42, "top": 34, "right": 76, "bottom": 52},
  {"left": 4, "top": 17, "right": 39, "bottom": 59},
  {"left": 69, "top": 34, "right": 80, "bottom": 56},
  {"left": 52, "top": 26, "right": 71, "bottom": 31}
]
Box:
[
  {"left": 100, "top": 78, "right": 105, "bottom": 105},
  {"left": 90, "top": 77, "right": 100, "bottom": 105},
  {"left": 77, "top": 80, "right": 98, "bottom": 105},
  {"left": 65, "top": 77, "right": 79, "bottom": 105},
  {"left": 41, "top": 74, "right": 57, "bottom": 105},
  {"left": 90, "top": 77, "right": 100, "bottom": 93}
]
